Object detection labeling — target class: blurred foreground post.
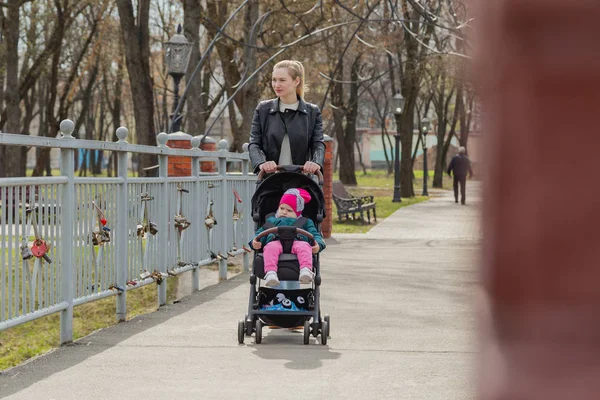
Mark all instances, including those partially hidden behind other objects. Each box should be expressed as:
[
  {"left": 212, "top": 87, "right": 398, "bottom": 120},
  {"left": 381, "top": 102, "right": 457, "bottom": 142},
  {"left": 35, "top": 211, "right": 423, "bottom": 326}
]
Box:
[{"left": 477, "top": 1, "right": 600, "bottom": 399}]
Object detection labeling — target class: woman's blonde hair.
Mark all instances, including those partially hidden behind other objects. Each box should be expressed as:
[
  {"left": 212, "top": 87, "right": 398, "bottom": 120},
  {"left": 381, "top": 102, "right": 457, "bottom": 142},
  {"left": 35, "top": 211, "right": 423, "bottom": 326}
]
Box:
[{"left": 273, "top": 60, "right": 306, "bottom": 98}]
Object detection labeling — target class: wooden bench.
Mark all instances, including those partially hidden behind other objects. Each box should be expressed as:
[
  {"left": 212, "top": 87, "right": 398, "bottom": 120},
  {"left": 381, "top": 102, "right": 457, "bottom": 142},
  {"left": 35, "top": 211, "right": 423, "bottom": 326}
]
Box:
[{"left": 332, "top": 180, "right": 377, "bottom": 224}]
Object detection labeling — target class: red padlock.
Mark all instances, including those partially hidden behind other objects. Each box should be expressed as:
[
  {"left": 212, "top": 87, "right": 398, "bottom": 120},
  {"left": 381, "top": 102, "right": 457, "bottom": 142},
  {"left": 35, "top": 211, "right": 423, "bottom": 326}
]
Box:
[
  {"left": 100, "top": 217, "right": 107, "bottom": 226},
  {"left": 31, "top": 239, "right": 48, "bottom": 258}
]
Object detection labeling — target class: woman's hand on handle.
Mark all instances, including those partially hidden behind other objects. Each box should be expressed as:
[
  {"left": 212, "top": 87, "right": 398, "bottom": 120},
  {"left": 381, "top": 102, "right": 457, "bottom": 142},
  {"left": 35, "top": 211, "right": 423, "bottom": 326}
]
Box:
[
  {"left": 251, "top": 239, "right": 262, "bottom": 250},
  {"left": 259, "top": 161, "right": 278, "bottom": 174},
  {"left": 303, "top": 161, "right": 320, "bottom": 174}
]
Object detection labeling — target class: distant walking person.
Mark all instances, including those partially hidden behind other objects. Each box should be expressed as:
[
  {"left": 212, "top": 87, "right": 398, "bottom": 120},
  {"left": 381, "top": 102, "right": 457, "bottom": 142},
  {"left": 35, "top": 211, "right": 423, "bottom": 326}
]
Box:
[{"left": 447, "top": 147, "right": 473, "bottom": 205}]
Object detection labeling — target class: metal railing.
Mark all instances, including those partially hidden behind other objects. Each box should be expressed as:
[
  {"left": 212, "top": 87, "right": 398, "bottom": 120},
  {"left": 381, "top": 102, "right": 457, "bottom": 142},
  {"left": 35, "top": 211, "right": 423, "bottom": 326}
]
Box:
[{"left": 0, "top": 120, "right": 256, "bottom": 343}]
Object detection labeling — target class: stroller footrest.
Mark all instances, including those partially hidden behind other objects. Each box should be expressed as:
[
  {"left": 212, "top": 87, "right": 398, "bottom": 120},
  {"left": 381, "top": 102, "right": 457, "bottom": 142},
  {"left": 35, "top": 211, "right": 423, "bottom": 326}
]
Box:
[{"left": 254, "top": 310, "right": 313, "bottom": 316}]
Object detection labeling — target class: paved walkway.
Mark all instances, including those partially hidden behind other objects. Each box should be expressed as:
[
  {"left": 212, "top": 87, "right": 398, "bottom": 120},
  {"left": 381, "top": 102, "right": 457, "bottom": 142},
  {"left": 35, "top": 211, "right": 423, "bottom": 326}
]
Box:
[{"left": 1, "top": 184, "right": 481, "bottom": 400}]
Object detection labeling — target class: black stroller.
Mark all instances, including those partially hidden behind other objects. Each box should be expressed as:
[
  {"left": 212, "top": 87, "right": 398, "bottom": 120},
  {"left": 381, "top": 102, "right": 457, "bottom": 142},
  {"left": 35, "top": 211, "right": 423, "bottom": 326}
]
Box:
[{"left": 237, "top": 165, "right": 330, "bottom": 345}]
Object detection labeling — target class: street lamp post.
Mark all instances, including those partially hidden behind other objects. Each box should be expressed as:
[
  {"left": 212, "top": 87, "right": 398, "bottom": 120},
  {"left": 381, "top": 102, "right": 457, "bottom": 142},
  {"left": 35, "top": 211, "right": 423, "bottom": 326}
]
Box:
[
  {"left": 391, "top": 93, "right": 405, "bottom": 203},
  {"left": 421, "top": 118, "right": 431, "bottom": 197},
  {"left": 164, "top": 24, "right": 193, "bottom": 133}
]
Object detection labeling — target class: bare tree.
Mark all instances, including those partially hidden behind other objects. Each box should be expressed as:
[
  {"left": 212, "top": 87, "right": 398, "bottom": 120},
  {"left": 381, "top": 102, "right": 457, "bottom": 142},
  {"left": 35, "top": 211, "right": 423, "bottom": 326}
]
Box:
[
  {"left": 115, "top": 0, "right": 156, "bottom": 176},
  {"left": 2, "top": 0, "right": 23, "bottom": 177}
]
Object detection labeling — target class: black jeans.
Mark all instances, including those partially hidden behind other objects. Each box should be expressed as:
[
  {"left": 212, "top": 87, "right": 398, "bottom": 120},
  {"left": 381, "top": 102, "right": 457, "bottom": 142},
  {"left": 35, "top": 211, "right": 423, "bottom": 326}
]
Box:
[{"left": 453, "top": 175, "right": 467, "bottom": 204}]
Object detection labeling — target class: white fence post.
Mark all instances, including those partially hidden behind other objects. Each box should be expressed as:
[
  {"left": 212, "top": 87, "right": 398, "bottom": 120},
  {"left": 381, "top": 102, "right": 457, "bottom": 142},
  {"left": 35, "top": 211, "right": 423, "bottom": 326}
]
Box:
[
  {"left": 157, "top": 133, "right": 169, "bottom": 306},
  {"left": 217, "top": 139, "right": 228, "bottom": 281},
  {"left": 191, "top": 136, "right": 201, "bottom": 291},
  {"left": 115, "top": 127, "right": 129, "bottom": 321},
  {"left": 59, "top": 120, "right": 75, "bottom": 344}
]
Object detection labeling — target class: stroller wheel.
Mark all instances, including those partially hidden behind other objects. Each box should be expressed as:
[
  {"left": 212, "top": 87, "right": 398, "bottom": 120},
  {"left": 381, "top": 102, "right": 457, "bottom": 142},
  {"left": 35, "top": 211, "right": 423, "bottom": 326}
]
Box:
[
  {"left": 237, "top": 320, "right": 245, "bottom": 344},
  {"left": 255, "top": 319, "right": 263, "bottom": 344},
  {"left": 324, "top": 314, "right": 331, "bottom": 338},
  {"left": 320, "top": 321, "right": 328, "bottom": 345},
  {"left": 245, "top": 314, "right": 253, "bottom": 336},
  {"left": 303, "top": 320, "right": 311, "bottom": 345}
]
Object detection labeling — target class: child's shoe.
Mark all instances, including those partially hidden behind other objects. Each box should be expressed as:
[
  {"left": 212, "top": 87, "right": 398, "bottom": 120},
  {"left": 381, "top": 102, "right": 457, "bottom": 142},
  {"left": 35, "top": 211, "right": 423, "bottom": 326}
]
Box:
[
  {"left": 299, "top": 267, "right": 314, "bottom": 284},
  {"left": 264, "top": 271, "right": 280, "bottom": 287}
]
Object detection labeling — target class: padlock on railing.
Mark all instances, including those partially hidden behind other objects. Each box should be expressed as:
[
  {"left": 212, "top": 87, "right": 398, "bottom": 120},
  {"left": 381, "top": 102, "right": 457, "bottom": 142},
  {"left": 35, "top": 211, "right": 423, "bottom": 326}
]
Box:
[
  {"left": 204, "top": 217, "right": 216, "bottom": 229},
  {"left": 136, "top": 224, "right": 145, "bottom": 238},
  {"left": 31, "top": 239, "right": 52, "bottom": 263},
  {"left": 149, "top": 271, "right": 163, "bottom": 284},
  {"left": 20, "top": 244, "right": 34, "bottom": 260},
  {"left": 91, "top": 232, "right": 100, "bottom": 246},
  {"left": 148, "top": 221, "right": 158, "bottom": 235},
  {"left": 140, "top": 271, "right": 151, "bottom": 280},
  {"left": 174, "top": 214, "right": 191, "bottom": 231},
  {"left": 92, "top": 230, "right": 111, "bottom": 245},
  {"left": 44, "top": 241, "right": 53, "bottom": 263},
  {"left": 99, "top": 228, "right": 111, "bottom": 244},
  {"left": 140, "top": 193, "right": 154, "bottom": 202}
]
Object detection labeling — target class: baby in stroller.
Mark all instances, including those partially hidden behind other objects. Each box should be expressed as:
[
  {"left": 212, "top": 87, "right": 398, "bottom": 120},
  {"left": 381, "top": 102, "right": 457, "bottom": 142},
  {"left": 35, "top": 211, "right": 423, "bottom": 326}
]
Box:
[
  {"left": 238, "top": 166, "right": 329, "bottom": 345},
  {"left": 251, "top": 188, "right": 326, "bottom": 286}
]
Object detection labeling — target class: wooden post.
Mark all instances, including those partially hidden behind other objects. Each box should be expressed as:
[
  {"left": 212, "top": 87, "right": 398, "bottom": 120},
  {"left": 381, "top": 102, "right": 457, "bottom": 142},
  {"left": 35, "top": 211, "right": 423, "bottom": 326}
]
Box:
[{"left": 477, "top": 1, "right": 600, "bottom": 399}]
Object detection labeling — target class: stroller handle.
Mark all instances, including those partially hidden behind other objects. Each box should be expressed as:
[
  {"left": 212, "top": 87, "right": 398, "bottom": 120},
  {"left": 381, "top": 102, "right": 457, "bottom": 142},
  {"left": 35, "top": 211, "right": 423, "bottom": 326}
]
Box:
[
  {"left": 256, "top": 164, "right": 324, "bottom": 186},
  {"left": 255, "top": 226, "right": 314, "bottom": 241}
]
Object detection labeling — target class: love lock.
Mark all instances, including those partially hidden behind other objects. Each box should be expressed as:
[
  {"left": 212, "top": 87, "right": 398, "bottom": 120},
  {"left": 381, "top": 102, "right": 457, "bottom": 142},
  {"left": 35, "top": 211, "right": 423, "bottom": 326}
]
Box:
[
  {"left": 136, "top": 224, "right": 145, "bottom": 238},
  {"left": 31, "top": 239, "right": 48, "bottom": 258},
  {"left": 174, "top": 214, "right": 191, "bottom": 231},
  {"left": 141, "top": 193, "right": 154, "bottom": 202},
  {"left": 91, "top": 231, "right": 101, "bottom": 246},
  {"left": 150, "top": 271, "right": 163, "bottom": 284},
  {"left": 101, "top": 227, "right": 111, "bottom": 243},
  {"left": 148, "top": 221, "right": 158, "bottom": 235},
  {"left": 140, "top": 271, "right": 151, "bottom": 280},
  {"left": 31, "top": 239, "right": 53, "bottom": 263},
  {"left": 20, "top": 244, "right": 33, "bottom": 260},
  {"left": 92, "top": 229, "right": 111, "bottom": 245},
  {"left": 204, "top": 217, "right": 216, "bottom": 229}
]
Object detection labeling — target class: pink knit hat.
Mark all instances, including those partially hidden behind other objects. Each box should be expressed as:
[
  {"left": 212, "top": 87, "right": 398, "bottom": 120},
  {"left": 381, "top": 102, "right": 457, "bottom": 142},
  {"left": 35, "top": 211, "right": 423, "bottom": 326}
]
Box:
[{"left": 279, "top": 188, "right": 311, "bottom": 216}]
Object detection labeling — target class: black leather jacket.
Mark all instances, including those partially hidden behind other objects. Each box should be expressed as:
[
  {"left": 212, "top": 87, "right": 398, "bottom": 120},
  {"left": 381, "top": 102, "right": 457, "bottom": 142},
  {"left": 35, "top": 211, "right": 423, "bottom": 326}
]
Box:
[{"left": 248, "top": 97, "right": 325, "bottom": 173}]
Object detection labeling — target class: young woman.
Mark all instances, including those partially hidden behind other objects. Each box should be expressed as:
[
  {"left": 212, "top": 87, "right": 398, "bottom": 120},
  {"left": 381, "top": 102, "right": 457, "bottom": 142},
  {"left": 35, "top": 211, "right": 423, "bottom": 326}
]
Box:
[{"left": 248, "top": 60, "right": 325, "bottom": 174}]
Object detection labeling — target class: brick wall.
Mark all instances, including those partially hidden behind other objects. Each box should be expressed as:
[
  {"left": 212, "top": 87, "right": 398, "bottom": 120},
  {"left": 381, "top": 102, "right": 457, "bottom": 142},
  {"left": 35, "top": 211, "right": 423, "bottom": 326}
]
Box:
[
  {"left": 199, "top": 137, "right": 216, "bottom": 173},
  {"left": 166, "top": 133, "right": 192, "bottom": 177}
]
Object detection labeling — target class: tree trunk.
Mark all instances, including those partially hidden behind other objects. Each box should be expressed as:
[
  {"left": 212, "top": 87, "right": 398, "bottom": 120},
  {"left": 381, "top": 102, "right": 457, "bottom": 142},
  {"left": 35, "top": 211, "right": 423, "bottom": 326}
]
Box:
[
  {"left": 432, "top": 96, "right": 450, "bottom": 187},
  {"left": 399, "top": 98, "right": 416, "bottom": 198},
  {"left": 33, "top": 1, "right": 93, "bottom": 176},
  {"left": 236, "top": 0, "right": 259, "bottom": 152},
  {"left": 116, "top": 0, "right": 156, "bottom": 176},
  {"left": 457, "top": 89, "right": 469, "bottom": 149},
  {"left": 338, "top": 135, "right": 356, "bottom": 184},
  {"left": 0, "top": 9, "right": 5, "bottom": 177},
  {"left": 227, "top": 94, "right": 242, "bottom": 150},
  {"left": 332, "top": 63, "right": 357, "bottom": 185},
  {"left": 183, "top": 0, "right": 205, "bottom": 136},
  {"left": 340, "top": 58, "right": 361, "bottom": 185},
  {"left": 204, "top": 0, "right": 259, "bottom": 151},
  {"left": 3, "top": 0, "right": 23, "bottom": 177},
  {"left": 440, "top": 95, "right": 460, "bottom": 176},
  {"left": 355, "top": 137, "right": 367, "bottom": 175}
]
